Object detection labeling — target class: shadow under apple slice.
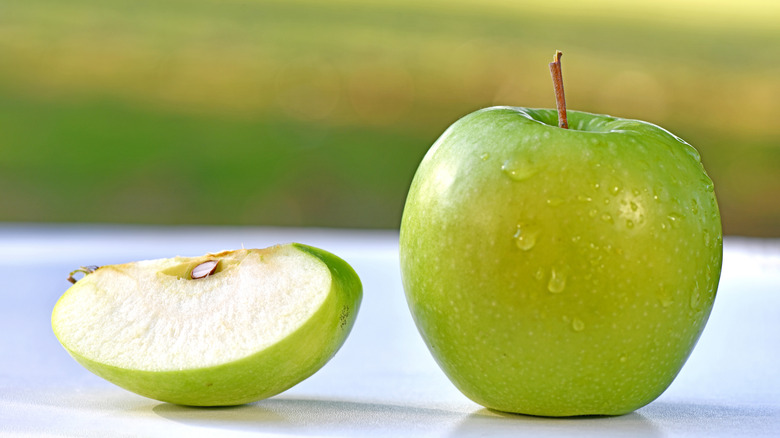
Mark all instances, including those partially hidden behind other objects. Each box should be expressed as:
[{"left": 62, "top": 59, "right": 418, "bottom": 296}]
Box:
[{"left": 152, "top": 396, "right": 468, "bottom": 436}]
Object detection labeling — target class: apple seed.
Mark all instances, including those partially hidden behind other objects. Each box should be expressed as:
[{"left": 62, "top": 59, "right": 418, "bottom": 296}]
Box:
[{"left": 191, "top": 260, "right": 219, "bottom": 279}]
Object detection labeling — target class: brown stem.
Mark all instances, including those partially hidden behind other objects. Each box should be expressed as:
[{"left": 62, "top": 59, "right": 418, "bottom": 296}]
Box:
[
  {"left": 549, "top": 50, "right": 568, "bottom": 129},
  {"left": 67, "top": 265, "right": 99, "bottom": 284}
]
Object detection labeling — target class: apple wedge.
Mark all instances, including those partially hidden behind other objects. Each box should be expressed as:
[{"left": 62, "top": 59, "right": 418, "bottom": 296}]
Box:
[{"left": 52, "top": 243, "right": 362, "bottom": 406}]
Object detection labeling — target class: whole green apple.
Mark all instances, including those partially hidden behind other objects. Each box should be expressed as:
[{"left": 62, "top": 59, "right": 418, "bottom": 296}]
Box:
[
  {"left": 52, "top": 243, "right": 362, "bottom": 406},
  {"left": 399, "top": 106, "right": 722, "bottom": 416}
]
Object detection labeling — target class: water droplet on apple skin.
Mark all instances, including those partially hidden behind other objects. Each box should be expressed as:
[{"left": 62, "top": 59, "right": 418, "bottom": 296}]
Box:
[
  {"left": 501, "top": 158, "right": 537, "bottom": 181},
  {"left": 513, "top": 223, "right": 539, "bottom": 251},
  {"left": 657, "top": 286, "right": 674, "bottom": 307},
  {"left": 547, "top": 268, "right": 567, "bottom": 293},
  {"left": 701, "top": 176, "right": 715, "bottom": 192},
  {"left": 689, "top": 284, "right": 703, "bottom": 310},
  {"left": 577, "top": 195, "right": 592, "bottom": 203},
  {"left": 691, "top": 198, "right": 700, "bottom": 215},
  {"left": 572, "top": 318, "right": 585, "bottom": 332},
  {"left": 546, "top": 197, "right": 564, "bottom": 207},
  {"left": 667, "top": 212, "right": 684, "bottom": 228}
]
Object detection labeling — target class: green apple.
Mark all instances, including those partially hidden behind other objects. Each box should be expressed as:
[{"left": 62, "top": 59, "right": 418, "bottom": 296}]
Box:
[
  {"left": 399, "top": 106, "right": 722, "bottom": 416},
  {"left": 52, "top": 243, "right": 362, "bottom": 406}
]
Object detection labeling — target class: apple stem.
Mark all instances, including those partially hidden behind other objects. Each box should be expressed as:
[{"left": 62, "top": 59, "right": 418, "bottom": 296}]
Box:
[
  {"left": 549, "top": 50, "right": 568, "bottom": 129},
  {"left": 67, "top": 265, "right": 99, "bottom": 284}
]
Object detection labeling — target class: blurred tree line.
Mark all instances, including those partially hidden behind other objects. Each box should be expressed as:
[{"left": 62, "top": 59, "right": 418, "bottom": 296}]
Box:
[{"left": 1, "top": 0, "right": 778, "bottom": 236}]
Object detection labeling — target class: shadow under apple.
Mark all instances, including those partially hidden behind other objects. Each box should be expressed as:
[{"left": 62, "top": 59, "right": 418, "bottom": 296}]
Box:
[
  {"left": 452, "top": 407, "right": 663, "bottom": 437},
  {"left": 152, "top": 396, "right": 467, "bottom": 436},
  {"left": 637, "top": 400, "right": 780, "bottom": 436}
]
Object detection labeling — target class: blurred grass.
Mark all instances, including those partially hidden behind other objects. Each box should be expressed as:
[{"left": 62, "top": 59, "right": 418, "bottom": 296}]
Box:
[{"left": 1, "top": 0, "right": 779, "bottom": 235}]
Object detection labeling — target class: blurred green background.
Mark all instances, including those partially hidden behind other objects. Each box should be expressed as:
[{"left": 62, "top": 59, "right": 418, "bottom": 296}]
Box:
[{"left": 1, "top": 0, "right": 779, "bottom": 236}]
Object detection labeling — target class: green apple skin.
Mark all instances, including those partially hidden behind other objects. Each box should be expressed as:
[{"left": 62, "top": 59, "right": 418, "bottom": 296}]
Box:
[
  {"left": 52, "top": 243, "right": 362, "bottom": 406},
  {"left": 399, "top": 107, "right": 722, "bottom": 416}
]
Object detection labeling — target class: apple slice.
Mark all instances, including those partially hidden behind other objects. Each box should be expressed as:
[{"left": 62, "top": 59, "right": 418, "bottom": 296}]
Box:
[{"left": 51, "top": 243, "right": 362, "bottom": 406}]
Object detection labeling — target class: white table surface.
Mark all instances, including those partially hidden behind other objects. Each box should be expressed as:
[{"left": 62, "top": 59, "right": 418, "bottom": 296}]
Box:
[{"left": 1, "top": 224, "right": 778, "bottom": 437}]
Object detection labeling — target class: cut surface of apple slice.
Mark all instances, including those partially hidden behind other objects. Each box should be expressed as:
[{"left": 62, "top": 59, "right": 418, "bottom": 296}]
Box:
[{"left": 51, "top": 243, "right": 362, "bottom": 406}]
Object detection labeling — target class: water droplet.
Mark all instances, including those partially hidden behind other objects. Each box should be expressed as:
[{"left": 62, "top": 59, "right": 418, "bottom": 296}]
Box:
[
  {"left": 480, "top": 152, "right": 490, "bottom": 161},
  {"left": 572, "top": 318, "right": 585, "bottom": 332},
  {"left": 589, "top": 209, "right": 598, "bottom": 218},
  {"left": 658, "top": 286, "right": 673, "bottom": 307},
  {"left": 534, "top": 267, "right": 544, "bottom": 280},
  {"left": 513, "top": 223, "right": 540, "bottom": 251},
  {"left": 690, "top": 283, "right": 702, "bottom": 310},
  {"left": 702, "top": 177, "right": 715, "bottom": 192},
  {"left": 691, "top": 199, "right": 700, "bottom": 214},
  {"left": 547, "top": 268, "right": 567, "bottom": 293},
  {"left": 546, "top": 197, "right": 564, "bottom": 207},
  {"left": 609, "top": 185, "right": 622, "bottom": 196},
  {"left": 667, "top": 212, "right": 684, "bottom": 227},
  {"left": 601, "top": 213, "right": 613, "bottom": 223},
  {"left": 502, "top": 158, "right": 537, "bottom": 181},
  {"left": 577, "top": 195, "right": 592, "bottom": 203},
  {"left": 619, "top": 356, "right": 627, "bottom": 363},
  {"left": 626, "top": 220, "right": 635, "bottom": 229},
  {"left": 630, "top": 201, "right": 639, "bottom": 212}
]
